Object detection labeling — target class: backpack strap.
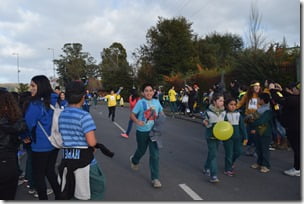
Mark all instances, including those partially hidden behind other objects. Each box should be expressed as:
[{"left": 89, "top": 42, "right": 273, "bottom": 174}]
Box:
[
  {"left": 37, "top": 103, "right": 58, "bottom": 139},
  {"left": 38, "top": 121, "right": 49, "bottom": 138},
  {"left": 140, "top": 100, "right": 148, "bottom": 121}
]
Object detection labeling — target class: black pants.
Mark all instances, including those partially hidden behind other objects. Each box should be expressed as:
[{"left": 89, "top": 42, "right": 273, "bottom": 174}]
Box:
[
  {"left": 0, "top": 156, "right": 18, "bottom": 200},
  {"left": 108, "top": 106, "right": 116, "bottom": 121},
  {"left": 188, "top": 101, "right": 194, "bottom": 116},
  {"left": 32, "top": 149, "right": 60, "bottom": 200},
  {"left": 286, "top": 128, "right": 300, "bottom": 170}
]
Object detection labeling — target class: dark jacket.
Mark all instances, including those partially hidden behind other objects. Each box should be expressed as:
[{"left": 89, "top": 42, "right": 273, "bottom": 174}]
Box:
[
  {"left": 251, "top": 109, "right": 273, "bottom": 137},
  {"left": 0, "top": 118, "right": 28, "bottom": 159},
  {"left": 280, "top": 92, "right": 300, "bottom": 131}
]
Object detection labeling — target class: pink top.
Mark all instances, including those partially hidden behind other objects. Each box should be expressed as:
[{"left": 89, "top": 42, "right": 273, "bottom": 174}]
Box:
[{"left": 129, "top": 96, "right": 140, "bottom": 110}]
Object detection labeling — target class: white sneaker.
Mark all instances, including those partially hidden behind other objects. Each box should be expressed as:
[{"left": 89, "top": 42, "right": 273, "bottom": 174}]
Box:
[
  {"left": 284, "top": 168, "right": 300, "bottom": 177},
  {"left": 151, "top": 179, "right": 162, "bottom": 188},
  {"left": 33, "top": 188, "right": 53, "bottom": 198},
  {"left": 18, "top": 179, "right": 25, "bottom": 186},
  {"left": 28, "top": 188, "right": 36, "bottom": 194},
  {"left": 130, "top": 155, "right": 139, "bottom": 170}
]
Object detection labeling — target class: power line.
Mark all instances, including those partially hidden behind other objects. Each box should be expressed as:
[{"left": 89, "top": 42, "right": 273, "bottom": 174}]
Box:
[
  {"left": 188, "top": 0, "right": 214, "bottom": 19},
  {"left": 175, "top": 0, "right": 192, "bottom": 16}
]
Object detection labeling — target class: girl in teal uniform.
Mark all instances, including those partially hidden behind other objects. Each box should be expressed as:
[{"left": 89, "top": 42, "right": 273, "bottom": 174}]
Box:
[
  {"left": 202, "top": 93, "right": 225, "bottom": 183},
  {"left": 223, "top": 98, "right": 248, "bottom": 176}
]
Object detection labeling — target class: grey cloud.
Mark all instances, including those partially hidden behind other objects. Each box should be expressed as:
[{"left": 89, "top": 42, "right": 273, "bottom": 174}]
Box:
[{"left": 0, "top": 0, "right": 300, "bottom": 83}]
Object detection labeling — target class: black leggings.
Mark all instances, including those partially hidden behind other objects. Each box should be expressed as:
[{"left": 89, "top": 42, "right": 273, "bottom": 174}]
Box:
[
  {"left": 0, "top": 156, "right": 18, "bottom": 200},
  {"left": 108, "top": 106, "right": 116, "bottom": 121},
  {"left": 32, "top": 149, "right": 60, "bottom": 200},
  {"left": 286, "top": 129, "right": 300, "bottom": 170}
]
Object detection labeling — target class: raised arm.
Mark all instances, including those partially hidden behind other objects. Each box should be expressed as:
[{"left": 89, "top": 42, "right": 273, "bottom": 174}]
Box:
[{"left": 116, "top": 87, "right": 124, "bottom": 95}]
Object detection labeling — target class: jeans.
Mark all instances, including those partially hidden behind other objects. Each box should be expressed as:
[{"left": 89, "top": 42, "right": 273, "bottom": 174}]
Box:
[
  {"left": 125, "top": 119, "right": 133, "bottom": 135},
  {"left": 169, "top": 101, "right": 177, "bottom": 113},
  {"left": 83, "top": 104, "right": 90, "bottom": 112}
]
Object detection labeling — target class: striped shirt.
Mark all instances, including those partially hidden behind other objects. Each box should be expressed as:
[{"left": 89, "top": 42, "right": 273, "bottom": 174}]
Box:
[{"left": 59, "top": 106, "right": 96, "bottom": 147}]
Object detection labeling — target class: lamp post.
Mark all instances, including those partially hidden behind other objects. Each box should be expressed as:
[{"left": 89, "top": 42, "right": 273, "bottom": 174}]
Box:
[
  {"left": 48, "top": 48, "right": 55, "bottom": 79},
  {"left": 12, "top": 53, "right": 20, "bottom": 85}
]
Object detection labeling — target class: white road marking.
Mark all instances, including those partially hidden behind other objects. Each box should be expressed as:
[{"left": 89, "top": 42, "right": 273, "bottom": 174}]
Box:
[
  {"left": 113, "top": 121, "right": 126, "bottom": 133},
  {"left": 179, "top": 184, "right": 203, "bottom": 200}
]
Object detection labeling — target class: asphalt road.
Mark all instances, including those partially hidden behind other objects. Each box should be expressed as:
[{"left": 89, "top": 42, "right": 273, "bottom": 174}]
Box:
[{"left": 15, "top": 104, "right": 301, "bottom": 201}]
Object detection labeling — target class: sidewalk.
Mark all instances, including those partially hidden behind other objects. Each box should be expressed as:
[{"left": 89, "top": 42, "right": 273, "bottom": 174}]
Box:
[{"left": 163, "top": 109, "right": 203, "bottom": 124}]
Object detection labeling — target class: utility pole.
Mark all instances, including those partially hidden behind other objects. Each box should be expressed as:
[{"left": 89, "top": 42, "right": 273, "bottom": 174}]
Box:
[
  {"left": 48, "top": 48, "right": 55, "bottom": 79},
  {"left": 12, "top": 53, "right": 20, "bottom": 85}
]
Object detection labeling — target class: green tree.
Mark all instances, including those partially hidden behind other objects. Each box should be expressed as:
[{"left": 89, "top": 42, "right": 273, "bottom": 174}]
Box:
[
  {"left": 100, "top": 42, "right": 133, "bottom": 98},
  {"left": 136, "top": 16, "right": 197, "bottom": 84},
  {"left": 196, "top": 32, "right": 244, "bottom": 70},
  {"left": 17, "top": 83, "right": 29, "bottom": 93},
  {"left": 233, "top": 41, "right": 299, "bottom": 86},
  {"left": 54, "top": 43, "right": 98, "bottom": 87}
]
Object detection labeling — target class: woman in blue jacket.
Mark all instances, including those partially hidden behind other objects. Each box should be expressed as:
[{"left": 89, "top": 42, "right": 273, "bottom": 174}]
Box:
[{"left": 24, "top": 75, "right": 60, "bottom": 200}]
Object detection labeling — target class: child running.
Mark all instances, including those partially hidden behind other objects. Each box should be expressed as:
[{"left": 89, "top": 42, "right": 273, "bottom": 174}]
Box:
[
  {"left": 58, "top": 81, "right": 105, "bottom": 200},
  {"left": 101, "top": 87, "right": 123, "bottom": 122},
  {"left": 223, "top": 98, "right": 248, "bottom": 176},
  {"left": 249, "top": 93, "right": 273, "bottom": 173},
  {"left": 202, "top": 92, "right": 225, "bottom": 183},
  {"left": 129, "top": 83, "right": 164, "bottom": 188},
  {"left": 121, "top": 88, "right": 140, "bottom": 138}
]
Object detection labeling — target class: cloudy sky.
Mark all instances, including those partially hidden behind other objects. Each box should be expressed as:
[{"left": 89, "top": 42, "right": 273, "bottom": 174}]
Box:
[{"left": 0, "top": 0, "right": 301, "bottom": 84}]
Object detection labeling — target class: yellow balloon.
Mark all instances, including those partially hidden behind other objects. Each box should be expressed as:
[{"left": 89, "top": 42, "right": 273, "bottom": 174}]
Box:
[{"left": 213, "top": 121, "right": 234, "bottom": 141}]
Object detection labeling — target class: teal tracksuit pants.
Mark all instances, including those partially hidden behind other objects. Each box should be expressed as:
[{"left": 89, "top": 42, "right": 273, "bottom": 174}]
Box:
[
  {"left": 132, "top": 130, "right": 159, "bottom": 180},
  {"left": 254, "top": 134, "right": 272, "bottom": 168},
  {"left": 204, "top": 138, "right": 220, "bottom": 177},
  {"left": 223, "top": 136, "right": 242, "bottom": 172}
]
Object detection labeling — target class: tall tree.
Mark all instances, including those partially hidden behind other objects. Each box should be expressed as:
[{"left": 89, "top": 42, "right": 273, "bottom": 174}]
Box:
[
  {"left": 136, "top": 16, "right": 197, "bottom": 84},
  {"left": 100, "top": 42, "right": 133, "bottom": 96},
  {"left": 54, "top": 43, "right": 97, "bottom": 87},
  {"left": 196, "top": 32, "right": 244, "bottom": 70}
]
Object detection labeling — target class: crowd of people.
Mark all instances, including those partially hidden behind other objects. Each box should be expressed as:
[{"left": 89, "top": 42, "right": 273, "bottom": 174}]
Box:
[
  {"left": 0, "top": 75, "right": 301, "bottom": 200},
  {"left": 155, "top": 79, "right": 300, "bottom": 183}
]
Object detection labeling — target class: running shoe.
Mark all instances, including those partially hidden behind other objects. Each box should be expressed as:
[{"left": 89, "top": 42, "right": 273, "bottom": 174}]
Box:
[
  {"left": 121, "top": 133, "right": 129, "bottom": 138},
  {"left": 224, "top": 171, "right": 235, "bottom": 176},
  {"left": 260, "top": 166, "right": 270, "bottom": 173},
  {"left": 33, "top": 189, "right": 53, "bottom": 198},
  {"left": 151, "top": 179, "right": 162, "bottom": 188},
  {"left": 130, "top": 155, "right": 139, "bottom": 170},
  {"left": 284, "top": 168, "right": 300, "bottom": 177},
  {"left": 209, "top": 176, "right": 220, "bottom": 183}
]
